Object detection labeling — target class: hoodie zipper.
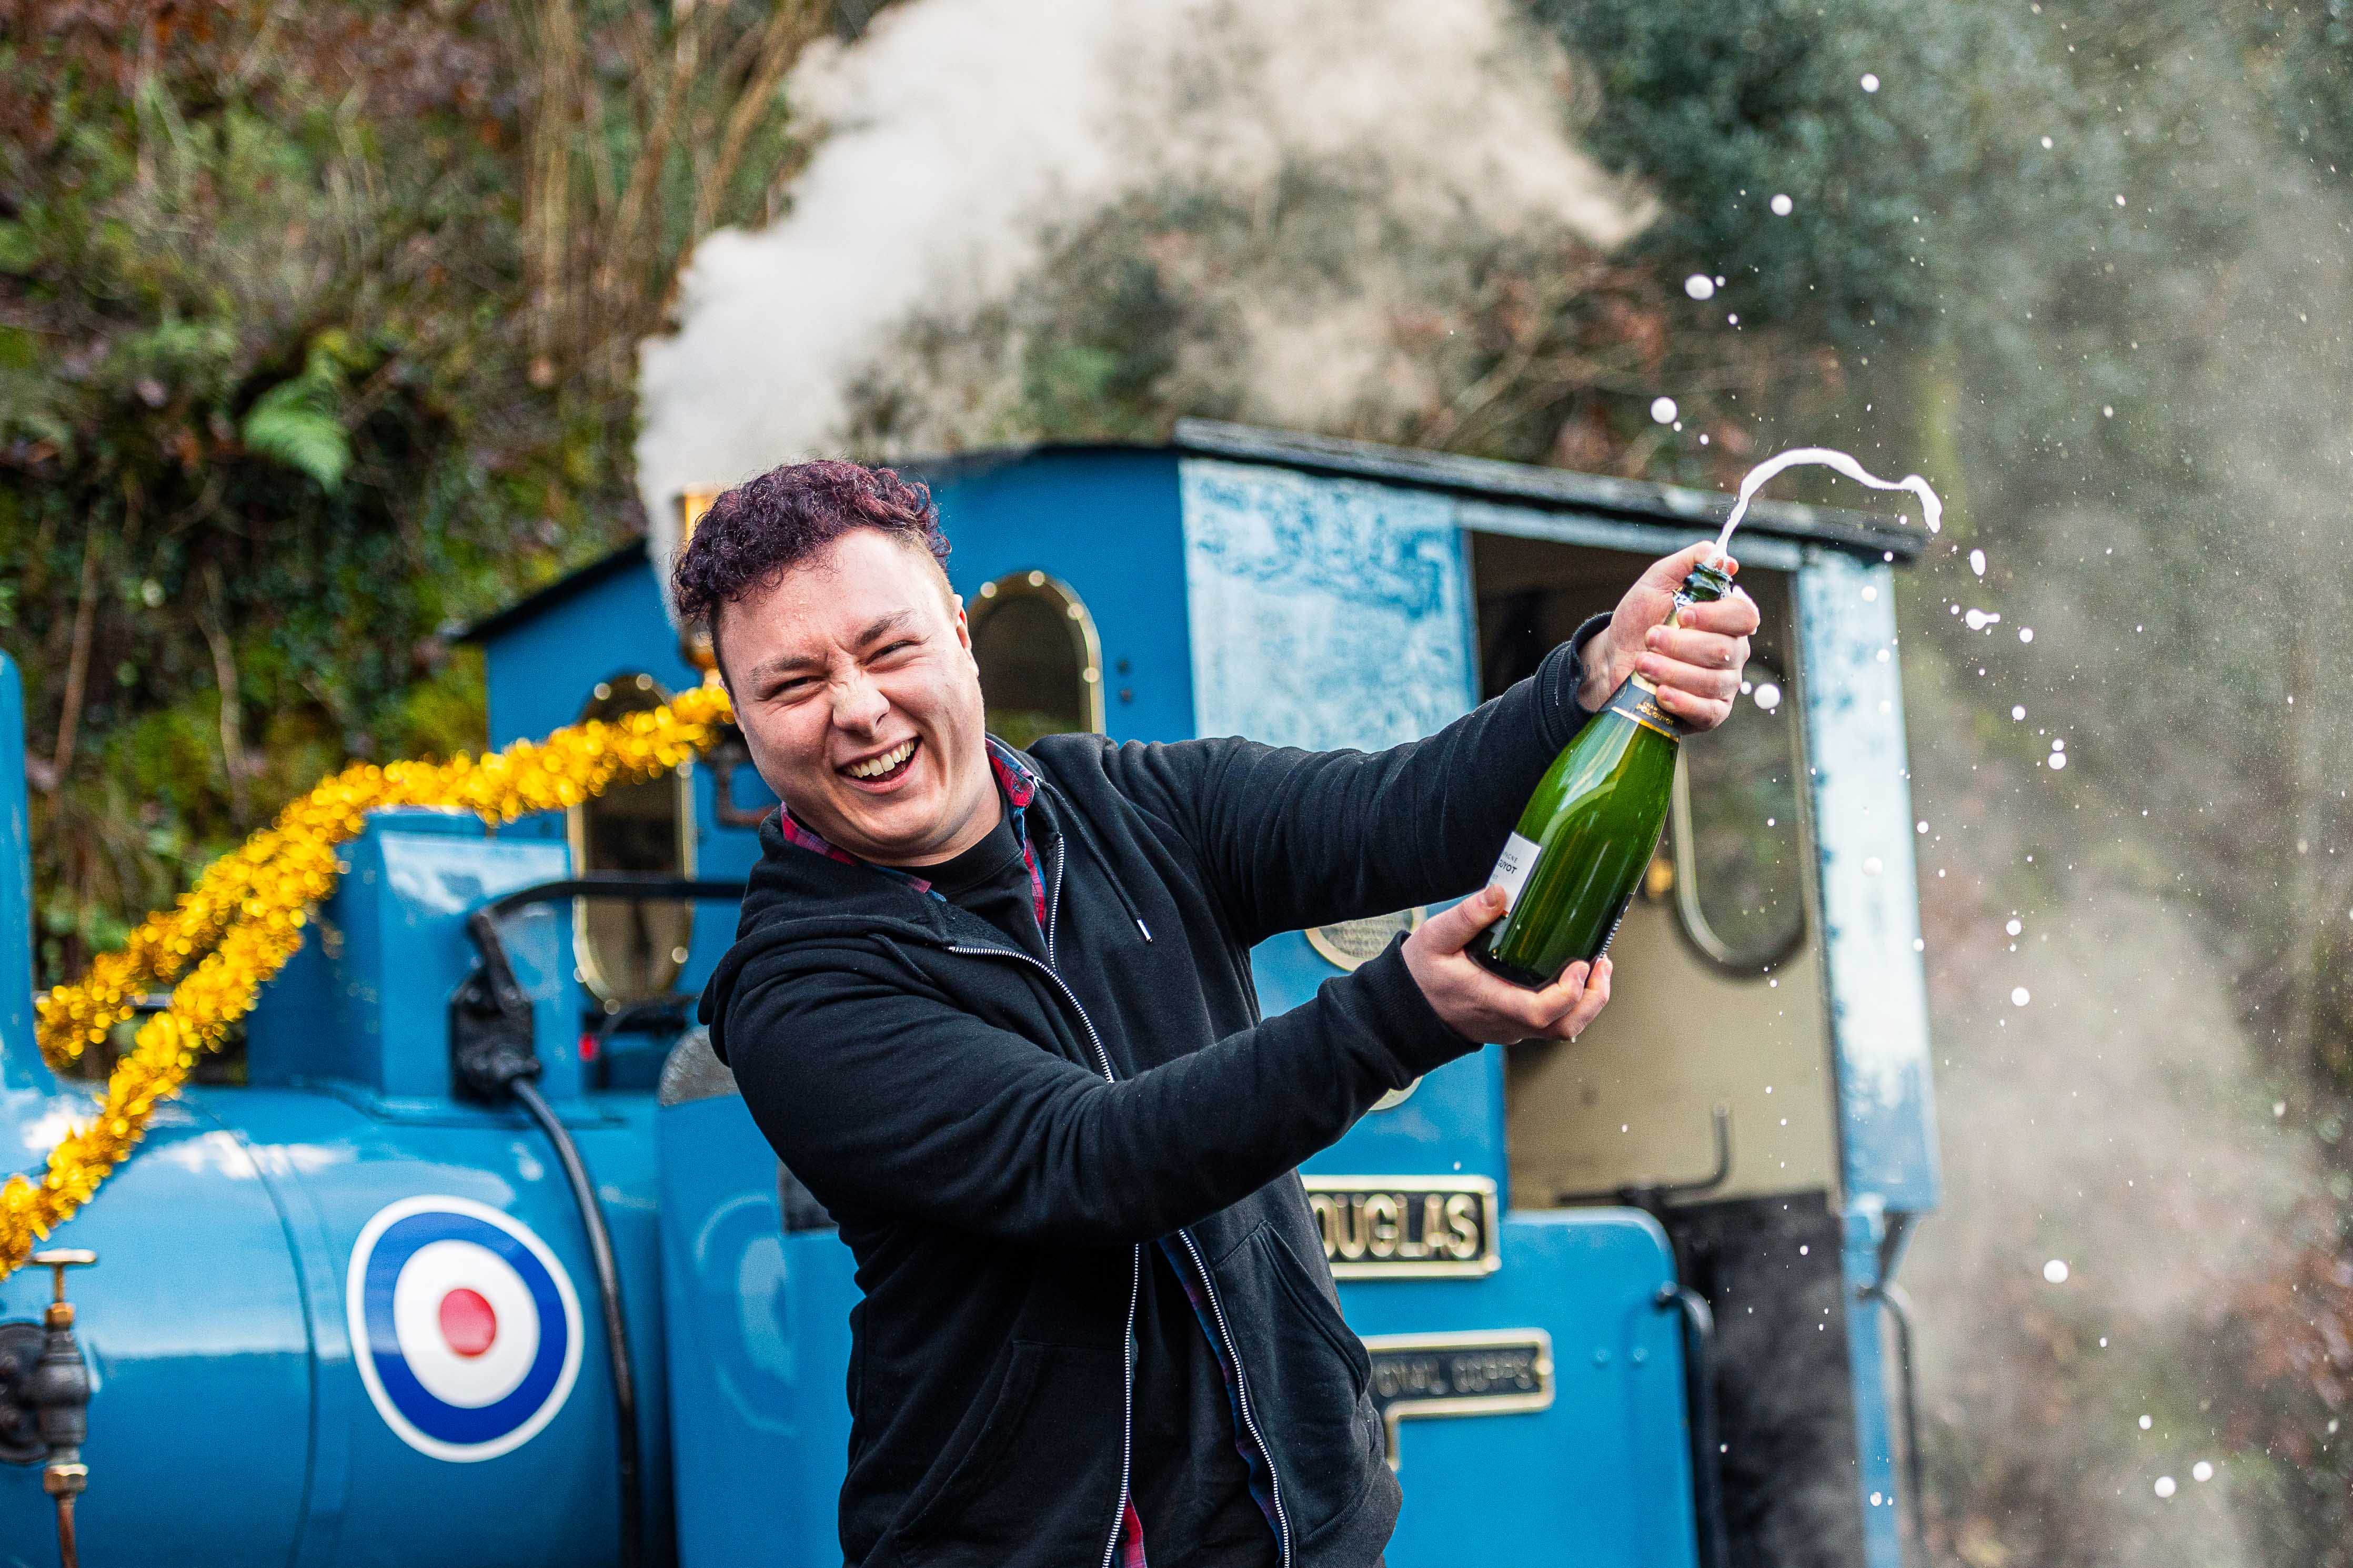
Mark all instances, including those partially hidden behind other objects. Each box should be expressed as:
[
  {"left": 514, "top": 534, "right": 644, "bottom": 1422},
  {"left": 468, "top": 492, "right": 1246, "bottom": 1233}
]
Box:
[
  {"left": 1172, "top": 1227, "right": 1294, "bottom": 1567},
  {"left": 948, "top": 840, "right": 1292, "bottom": 1568}
]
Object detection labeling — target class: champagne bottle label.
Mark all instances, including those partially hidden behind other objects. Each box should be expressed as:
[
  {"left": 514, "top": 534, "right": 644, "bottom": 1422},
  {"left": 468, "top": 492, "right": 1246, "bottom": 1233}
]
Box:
[
  {"left": 1487, "top": 831, "right": 1541, "bottom": 906},
  {"left": 1605, "top": 675, "right": 1690, "bottom": 740}
]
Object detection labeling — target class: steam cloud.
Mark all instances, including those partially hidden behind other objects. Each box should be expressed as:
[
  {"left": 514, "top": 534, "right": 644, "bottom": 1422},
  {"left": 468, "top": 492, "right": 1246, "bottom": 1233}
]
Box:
[{"left": 635, "top": 0, "right": 1651, "bottom": 588}]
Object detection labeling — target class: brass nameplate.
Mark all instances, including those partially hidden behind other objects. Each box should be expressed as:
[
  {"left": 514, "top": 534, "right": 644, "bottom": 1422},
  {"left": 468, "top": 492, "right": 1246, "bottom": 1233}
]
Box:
[
  {"left": 1360, "top": 1329, "right": 1556, "bottom": 1470},
  {"left": 1303, "top": 1176, "right": 1499, "bottom": 1279}
]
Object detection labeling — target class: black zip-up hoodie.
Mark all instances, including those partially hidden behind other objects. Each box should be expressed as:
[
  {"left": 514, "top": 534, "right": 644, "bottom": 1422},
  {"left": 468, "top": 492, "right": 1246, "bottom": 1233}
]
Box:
[{"left": 701, "top": 631, "right": 1600, "bottom": 1568}]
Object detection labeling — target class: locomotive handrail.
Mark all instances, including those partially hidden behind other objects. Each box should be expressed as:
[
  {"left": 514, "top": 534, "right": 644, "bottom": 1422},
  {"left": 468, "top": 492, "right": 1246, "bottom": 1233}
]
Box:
[
  {"left": 459, "top": 876, "right": 749, "bottom": 1030},
  {"left": 1655, "top": 1284, "right": 1732, "bottom": 1568},
  {"left": 474, "top": 874, "right": 754, "bottom": 921},
  {"left": 1858, "top": 1280, "right": 1927, "bottom": 1568}
]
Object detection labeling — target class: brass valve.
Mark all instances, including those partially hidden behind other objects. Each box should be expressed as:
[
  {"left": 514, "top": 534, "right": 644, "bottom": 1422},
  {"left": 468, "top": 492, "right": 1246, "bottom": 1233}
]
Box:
[{"left": 8, "top": 1249, "right": 96, "bottom": 1568}]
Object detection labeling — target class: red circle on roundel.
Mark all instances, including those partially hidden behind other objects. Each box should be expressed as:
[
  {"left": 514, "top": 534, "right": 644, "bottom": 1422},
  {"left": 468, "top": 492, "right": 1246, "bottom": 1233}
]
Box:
[{"left": 437, "top": 1287, "right": 498, "bottom": 1358}]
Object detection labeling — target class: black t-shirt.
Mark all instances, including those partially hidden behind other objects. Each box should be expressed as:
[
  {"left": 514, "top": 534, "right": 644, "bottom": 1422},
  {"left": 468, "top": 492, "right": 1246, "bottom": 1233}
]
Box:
[
  {"left": 923, "top": 798, "right": 1279, "bottom": 1567},
  {"left": 922, "top": 805, "right": 1047, "bottom": 962}
]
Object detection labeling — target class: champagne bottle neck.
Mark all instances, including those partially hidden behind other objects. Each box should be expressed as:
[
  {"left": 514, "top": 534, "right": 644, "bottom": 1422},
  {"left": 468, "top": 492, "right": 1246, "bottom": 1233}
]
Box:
[
  {"left": 1678, "top": 558, "right": 1735, "bottom": 606},
  {"left": 1605, "top": 671, "right": 1685, "bottom": 740},
  {"left": 1617, "top": 561, "right": 1731, "bottom": 723}
]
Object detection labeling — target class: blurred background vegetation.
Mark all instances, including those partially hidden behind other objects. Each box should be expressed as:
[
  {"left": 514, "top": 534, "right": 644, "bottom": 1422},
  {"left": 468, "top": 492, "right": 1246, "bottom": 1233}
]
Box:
[
  {"left": 0, "top": 0, "right": 823, "bottom": 978},
  {"left": 7, "top": 1, "right": 2353, "bottom": 1561}
]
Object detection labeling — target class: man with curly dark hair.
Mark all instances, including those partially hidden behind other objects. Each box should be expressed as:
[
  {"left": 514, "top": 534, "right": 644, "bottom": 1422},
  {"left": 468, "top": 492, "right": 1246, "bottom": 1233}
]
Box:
[{"left": 682, "top": 457, "right": 1756, "bottom": 1568}]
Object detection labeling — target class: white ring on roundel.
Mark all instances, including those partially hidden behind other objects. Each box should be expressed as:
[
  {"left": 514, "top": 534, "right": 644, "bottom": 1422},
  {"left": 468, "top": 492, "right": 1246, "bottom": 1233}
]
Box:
[
  {"left": 390, "top": 1238, "right": 541, "bottom": 1408},
  {"left": 345, "top": 1195, "right": 584, "bottom": 1463}
]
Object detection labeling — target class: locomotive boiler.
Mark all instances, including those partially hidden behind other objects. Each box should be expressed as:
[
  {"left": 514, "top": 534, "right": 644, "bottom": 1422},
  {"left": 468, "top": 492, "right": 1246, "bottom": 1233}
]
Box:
[{"left": 0, "top": 422, "right": 1939, "bottom": 1568}]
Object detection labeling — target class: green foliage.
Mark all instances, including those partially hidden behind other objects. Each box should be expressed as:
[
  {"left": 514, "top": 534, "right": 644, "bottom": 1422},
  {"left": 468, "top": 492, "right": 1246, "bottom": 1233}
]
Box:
[
  {"left": 0, "top": 0, "right": 816, "bottom": 983},
  {"left": 239, "top": 340, "right": 354, "bottom": 491},
  {"left": 1531, "top": 0, "right": 2230, "bottom": 349}
]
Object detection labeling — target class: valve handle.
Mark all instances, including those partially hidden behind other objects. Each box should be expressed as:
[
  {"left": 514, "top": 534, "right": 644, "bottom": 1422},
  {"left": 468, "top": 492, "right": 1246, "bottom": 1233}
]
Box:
[
  {"left": 25, "top": 1250, "right": 94, "bottom": 1568},
  {"left": 29, "top": 1250, "right": 96, "bottom": 1313}
]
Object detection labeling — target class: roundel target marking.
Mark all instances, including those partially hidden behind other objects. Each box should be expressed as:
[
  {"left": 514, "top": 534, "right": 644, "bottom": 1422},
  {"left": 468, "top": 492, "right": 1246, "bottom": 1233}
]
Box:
[{"left": 346, "top": 1196, "right": 584, "bottom": 1462}]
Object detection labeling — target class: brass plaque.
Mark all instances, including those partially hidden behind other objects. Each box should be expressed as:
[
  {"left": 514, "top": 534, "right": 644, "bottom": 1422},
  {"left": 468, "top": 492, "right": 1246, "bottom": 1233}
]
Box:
[
  {"left": 1360, "top": 1329, "right": 1556, "bottom": 1470},
  {"left": 1304, "top": 1176, "right": 1499, "bottom": 1279},
  {"left": 1304, "top": 908, "right": 1425, "bottom": 971}
]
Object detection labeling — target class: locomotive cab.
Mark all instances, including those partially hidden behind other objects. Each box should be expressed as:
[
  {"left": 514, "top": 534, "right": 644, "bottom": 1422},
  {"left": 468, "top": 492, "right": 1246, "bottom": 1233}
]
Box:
[{"left": 0, "top": 422, "right": 1935, "bottom": 1568}]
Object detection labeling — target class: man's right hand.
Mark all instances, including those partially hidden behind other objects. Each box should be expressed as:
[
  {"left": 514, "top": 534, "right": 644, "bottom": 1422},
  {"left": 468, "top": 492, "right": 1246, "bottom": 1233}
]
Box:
[{"left": 1400, "top": 886, "right": 1612, "bottom": 1045}]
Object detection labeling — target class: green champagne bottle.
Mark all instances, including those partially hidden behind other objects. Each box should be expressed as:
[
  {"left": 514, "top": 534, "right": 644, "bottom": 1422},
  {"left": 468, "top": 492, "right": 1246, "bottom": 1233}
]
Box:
[{"left": 1470, "top": 558, "right": 1736, "bottom": 988}]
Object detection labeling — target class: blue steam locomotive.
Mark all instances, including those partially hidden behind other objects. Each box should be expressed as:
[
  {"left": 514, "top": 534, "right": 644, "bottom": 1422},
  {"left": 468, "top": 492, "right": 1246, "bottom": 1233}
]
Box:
[{"left": 0, "top": 422, "right": 1938, "bottom": 1568}]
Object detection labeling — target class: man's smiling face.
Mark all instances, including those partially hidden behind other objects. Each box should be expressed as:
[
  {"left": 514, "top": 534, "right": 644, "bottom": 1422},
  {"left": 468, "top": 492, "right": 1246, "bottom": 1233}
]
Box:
[{"left": 719, "top": 527, "right": 997, "bottom": 867}]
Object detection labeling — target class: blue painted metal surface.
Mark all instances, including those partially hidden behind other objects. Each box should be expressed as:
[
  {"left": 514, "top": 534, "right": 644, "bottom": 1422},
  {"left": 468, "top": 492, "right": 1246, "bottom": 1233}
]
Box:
[
  {"left": 657, "top": 1092, "right": 857, "bottom": 1568},
  {"left": 1180, "top": 457, "right": 1477, "bottom": 750},
  {"left": 1839, "top": 1201, "right": 1905, "bottom": 1568},
  {"left": 1795, "top": 549, "right": 1940, "bottom": 1213},
  {"left": 0, "top": 431, "right": 1940, "bottom": 1568},
  {"left": 248, "top": 810, "right": 579, "bottom": 1102},
  {"left": 926, "top": 449, "right": 1194, "bottom": 747},
  {"left": 1345, "top": 1212, "right": 1696, "bottom": 1568},
  {"left": 1795, "top": 549, "right": 1937, "bottom": 1568},
  {"left": 1, "top": 810, "right": 675, "bottom": 1568},
  {"left": 0, "top": 656, "right": 39, "bottom": 1095},
  {"left": 0, "top": 1089, "right": 675, "bottom": 1568}
]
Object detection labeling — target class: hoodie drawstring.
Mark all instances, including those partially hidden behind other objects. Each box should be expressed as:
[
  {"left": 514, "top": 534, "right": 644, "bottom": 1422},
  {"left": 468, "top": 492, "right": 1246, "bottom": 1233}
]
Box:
[{"left": 1039, "top": 777, "right": 1153, "bottom": 943}]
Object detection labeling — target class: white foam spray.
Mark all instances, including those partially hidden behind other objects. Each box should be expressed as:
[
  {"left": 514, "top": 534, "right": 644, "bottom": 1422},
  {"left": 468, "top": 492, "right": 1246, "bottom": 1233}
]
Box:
[{"left": 1712, "top": 446, "right": 1944, "bottom": 560}]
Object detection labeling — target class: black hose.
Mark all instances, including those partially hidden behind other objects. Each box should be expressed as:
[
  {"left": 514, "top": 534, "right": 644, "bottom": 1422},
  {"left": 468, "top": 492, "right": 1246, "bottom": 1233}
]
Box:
[{"left": 511, "top": 1078, "right": 643, "bottom": 1568}]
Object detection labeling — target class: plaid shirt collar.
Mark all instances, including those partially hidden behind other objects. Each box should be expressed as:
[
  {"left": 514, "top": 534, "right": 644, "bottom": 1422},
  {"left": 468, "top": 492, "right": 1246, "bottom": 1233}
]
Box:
[{"left": 772, "top": 737, "right": 1043, "bottom": 913}]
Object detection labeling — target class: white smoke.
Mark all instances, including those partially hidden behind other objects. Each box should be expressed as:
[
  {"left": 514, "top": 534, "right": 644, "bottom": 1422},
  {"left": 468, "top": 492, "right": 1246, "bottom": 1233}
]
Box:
[{"left": 635, "top": 0, "right": 1651, "bottom": 597}]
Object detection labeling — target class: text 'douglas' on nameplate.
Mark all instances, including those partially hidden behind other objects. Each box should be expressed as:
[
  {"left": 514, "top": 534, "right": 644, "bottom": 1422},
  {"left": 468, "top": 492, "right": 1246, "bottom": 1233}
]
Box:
[
  {"left": 1302, "top": 1175, "right": 1499, "bottom": 1279},
  {"left": 1359, "top": 1329, "right": 1556, "bottom": 1471}
]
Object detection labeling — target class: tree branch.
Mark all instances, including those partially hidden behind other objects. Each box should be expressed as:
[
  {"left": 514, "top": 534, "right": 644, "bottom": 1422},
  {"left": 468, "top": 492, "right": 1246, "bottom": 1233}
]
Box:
[
  {"left": 198, "top": 563, "right": 250, "bottom": 827},
  {"left": 46, "top": 524, "right": 103, "bottom": 791}
]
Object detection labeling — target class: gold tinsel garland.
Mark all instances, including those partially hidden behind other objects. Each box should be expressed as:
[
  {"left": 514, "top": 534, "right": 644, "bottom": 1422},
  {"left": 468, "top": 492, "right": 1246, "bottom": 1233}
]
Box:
[{"left": 1, "top": 683, "right": 736, "bottom": 1278}]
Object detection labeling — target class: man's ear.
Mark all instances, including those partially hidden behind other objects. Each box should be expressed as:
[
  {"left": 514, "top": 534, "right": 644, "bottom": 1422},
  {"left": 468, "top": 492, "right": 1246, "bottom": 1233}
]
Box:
[{"left": 948, "top": 586, "right": 973, "bottom": 654}]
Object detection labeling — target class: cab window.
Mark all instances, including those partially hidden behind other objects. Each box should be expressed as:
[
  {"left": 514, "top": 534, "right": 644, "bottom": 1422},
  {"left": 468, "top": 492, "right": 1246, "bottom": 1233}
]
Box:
[
  {"left": 568, "top": 673, "right": 695, "bottom": 1006},
  {"left": 1672, "top": 659, "right": 1806, "bottom": 971},
  {"left": 968, "top": 570, "right": 1104, "bottom": 747}
]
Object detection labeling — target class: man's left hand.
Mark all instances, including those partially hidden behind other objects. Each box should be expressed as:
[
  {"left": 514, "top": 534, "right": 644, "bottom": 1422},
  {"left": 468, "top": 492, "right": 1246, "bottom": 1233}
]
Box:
[{"left": 1576, "top": 542, "right": 1762, "bottom": 732}]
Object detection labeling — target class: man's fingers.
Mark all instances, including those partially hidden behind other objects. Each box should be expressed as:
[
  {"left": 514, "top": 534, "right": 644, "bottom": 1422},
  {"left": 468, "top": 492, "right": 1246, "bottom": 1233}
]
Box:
[
  {"left": 1643, "top": 657, "right": 1742, "bottom": 703},
  {"left": 1561, "top": 957, "right": 1612, "bottom": 1040},
  {"left": 1643, "top": 624, "right": 1749, "bottom": 671},
  {"left": 1419, "top": 886, "right": 1508, "bottom": 956},
  {"left": 1655, "top": 683, "right": 1735, "bottom": 730},
  {"left": 1672, "top": 590, "right": 1760, "bottom": 637},
  {"left": 1514, "top": 960, "right": 1590, "bottom": 1032},
  {"left": 1642, "top": 541, "right": 1720, "bottom": 593}
]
